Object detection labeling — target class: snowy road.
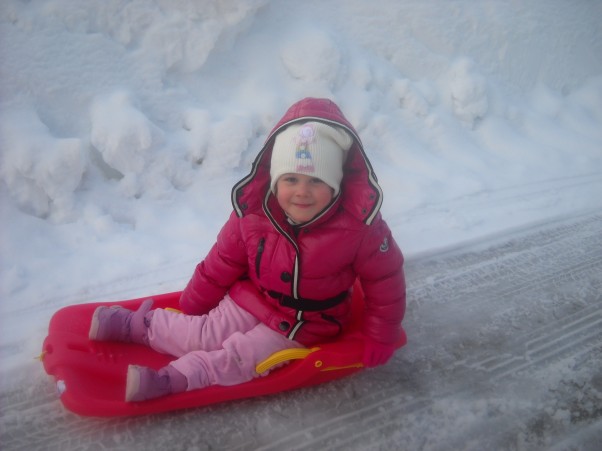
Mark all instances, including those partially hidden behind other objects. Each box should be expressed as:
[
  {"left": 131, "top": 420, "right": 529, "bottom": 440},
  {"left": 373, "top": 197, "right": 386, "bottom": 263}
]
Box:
[{"left": 2, "top": 213, "right": 601, "bottom": 450}]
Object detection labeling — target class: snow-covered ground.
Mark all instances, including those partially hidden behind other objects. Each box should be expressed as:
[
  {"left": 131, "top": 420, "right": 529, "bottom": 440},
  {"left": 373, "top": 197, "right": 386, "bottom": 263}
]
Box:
[
  {"left": 1, "top": 0, "right": 601, "bottom": 448},
  {"left": 3, "top": 213, "right": 601, "bottom": 450}
]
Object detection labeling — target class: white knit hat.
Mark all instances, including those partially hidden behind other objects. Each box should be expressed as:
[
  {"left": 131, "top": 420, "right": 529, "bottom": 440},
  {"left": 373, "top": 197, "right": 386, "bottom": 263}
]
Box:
[{"left": 270, "top": 121, "right": 353, "bottom": 196}]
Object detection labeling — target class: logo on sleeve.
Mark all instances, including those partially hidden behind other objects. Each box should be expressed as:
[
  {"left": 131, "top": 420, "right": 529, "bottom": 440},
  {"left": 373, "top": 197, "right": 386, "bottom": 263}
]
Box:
[{"left": 380, "top": 237, "right": 389, "bottom": 252}]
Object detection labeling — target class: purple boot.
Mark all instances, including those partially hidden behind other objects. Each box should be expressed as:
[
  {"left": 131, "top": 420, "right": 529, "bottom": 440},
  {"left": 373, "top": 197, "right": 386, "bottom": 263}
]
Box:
[
  {"left": 125, "top": 365, "right": 188, "bottom": 402},
  {"left": 89, "top": 299, "right": 154, "bottom": 344}
]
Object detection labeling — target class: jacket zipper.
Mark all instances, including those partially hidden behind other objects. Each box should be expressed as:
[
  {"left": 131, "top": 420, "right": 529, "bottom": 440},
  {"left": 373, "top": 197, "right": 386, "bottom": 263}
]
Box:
[
  {"left": 262, "top": 191, "right": 301, "bottom": 298},
  {"left": 255, "top": 237, "right": 265, "bottom": 278}
]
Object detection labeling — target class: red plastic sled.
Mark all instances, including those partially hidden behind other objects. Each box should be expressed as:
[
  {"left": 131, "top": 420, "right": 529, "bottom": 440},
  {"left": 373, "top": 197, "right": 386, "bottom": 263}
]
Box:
[{"left": 41, "top": 281, "right": 406, "bottom": 417}]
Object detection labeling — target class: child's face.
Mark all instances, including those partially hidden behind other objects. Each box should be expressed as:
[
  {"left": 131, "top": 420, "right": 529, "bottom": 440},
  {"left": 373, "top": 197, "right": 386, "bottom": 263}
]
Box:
[{"left": 275, "top": 173, "right": 334, "bottom": 223}]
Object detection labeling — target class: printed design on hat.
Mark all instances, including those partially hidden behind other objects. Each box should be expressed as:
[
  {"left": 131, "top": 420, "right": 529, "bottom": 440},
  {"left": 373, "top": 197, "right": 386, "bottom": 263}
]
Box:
[{"left": 294, "top": 123, "right": 316, "bottom": 173}]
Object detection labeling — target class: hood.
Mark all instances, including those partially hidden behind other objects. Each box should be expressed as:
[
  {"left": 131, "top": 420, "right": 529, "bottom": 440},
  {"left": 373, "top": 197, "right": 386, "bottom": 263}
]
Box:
[{"left": 231, "top": 97, "right": 383, "bottom": 226}]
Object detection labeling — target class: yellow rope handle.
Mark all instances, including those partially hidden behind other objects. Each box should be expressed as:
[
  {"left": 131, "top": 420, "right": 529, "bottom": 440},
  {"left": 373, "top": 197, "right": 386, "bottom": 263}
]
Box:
[
  {"left": 255, "top": 347, "right": 320, "bottom": 374},
  {"left": 164, "top": 307, "right": 183, "bottom": 314}
]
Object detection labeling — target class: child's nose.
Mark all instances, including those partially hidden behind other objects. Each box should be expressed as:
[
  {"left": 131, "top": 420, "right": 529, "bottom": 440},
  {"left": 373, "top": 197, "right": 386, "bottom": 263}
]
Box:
[{"left": 296, "top": 182, "right": 311, "bottom": 196}]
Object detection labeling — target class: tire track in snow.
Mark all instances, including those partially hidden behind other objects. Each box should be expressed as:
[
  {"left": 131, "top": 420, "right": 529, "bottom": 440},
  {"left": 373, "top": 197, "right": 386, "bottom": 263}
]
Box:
[
  {"left": 276, "top": 304, "right": 602, "bottom": 451},
  {"left": 408, "top": 215, "right": 602, "bottom": 305},
  {"left": 468, "top": 302, "right": 602, "bottom": 379}
]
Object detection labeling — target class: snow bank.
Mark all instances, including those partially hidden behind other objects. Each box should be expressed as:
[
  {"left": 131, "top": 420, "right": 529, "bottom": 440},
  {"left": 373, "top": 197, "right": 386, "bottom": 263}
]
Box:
[
  {"left": 0, "top": 108, "right": 85, "bottom": 220},
  {"left": 1, "top": 0, "right": 601, "bottom": 224}
]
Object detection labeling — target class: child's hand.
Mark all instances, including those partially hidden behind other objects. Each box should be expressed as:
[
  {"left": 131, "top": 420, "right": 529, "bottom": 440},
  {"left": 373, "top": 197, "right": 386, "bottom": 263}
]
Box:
[{"left": 362, "top": 338, "right": 396, "bottom": 368}]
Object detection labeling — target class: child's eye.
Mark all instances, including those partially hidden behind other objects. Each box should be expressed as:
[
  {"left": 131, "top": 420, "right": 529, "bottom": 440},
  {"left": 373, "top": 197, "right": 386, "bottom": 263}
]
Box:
[
  {"left": 283, "top": 176, "right": 298, "bottom": 183},
  {"left": 310, "top": 178, "right": 325, "bottom": 184}
]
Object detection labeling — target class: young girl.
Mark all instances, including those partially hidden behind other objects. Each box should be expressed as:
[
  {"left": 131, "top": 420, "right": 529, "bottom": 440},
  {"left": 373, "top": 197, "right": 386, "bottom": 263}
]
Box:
[{"left": 89, "top": 97, "right": 406, "bottom": 402}]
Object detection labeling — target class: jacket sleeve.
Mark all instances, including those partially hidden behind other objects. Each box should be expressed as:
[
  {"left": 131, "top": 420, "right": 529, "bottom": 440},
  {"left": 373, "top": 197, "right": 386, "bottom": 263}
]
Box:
[
  {"left": 179, "top": 211, "right": 249, "bottom": 315},
  {"left": 353, "top": 215, "right": 406, "bottom": 345}
]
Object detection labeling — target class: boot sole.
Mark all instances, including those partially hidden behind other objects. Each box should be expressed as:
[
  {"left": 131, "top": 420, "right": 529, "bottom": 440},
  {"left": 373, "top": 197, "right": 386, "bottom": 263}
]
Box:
[
  {"left": 88, "top": 307, "right": 106, "bottom": 340},
  {"left": 125, "top": 365, "right": 142, "bottom": 402}
]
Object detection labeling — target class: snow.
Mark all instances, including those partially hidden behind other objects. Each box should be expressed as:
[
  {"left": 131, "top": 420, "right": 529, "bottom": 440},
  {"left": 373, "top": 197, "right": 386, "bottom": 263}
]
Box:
[{"left": 1, "top": 0, "right": 601, "bottom": 447}]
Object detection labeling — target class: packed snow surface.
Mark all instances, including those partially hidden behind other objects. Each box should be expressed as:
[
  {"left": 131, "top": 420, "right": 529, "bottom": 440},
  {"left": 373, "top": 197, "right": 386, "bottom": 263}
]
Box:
[{"left": 1, "top": 0, "right": 601, "bottom": 449}]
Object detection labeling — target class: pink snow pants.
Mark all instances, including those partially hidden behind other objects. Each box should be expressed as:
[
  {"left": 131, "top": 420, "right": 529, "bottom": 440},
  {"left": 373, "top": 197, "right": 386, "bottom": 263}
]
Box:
[{"left": 147, "top": 295, "right": 304, "bottom": 391}]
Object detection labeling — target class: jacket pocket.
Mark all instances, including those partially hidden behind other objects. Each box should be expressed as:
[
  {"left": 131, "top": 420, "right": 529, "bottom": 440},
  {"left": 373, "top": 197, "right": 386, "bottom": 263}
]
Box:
[{"left": 255, "top": 237, "right": 265, "bottom": 278}]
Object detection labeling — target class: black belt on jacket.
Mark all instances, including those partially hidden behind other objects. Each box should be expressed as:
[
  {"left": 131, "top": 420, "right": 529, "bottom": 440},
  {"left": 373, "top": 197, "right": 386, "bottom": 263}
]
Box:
[{"left": 267, "top": 289, "right": 349, "bottom": 311}]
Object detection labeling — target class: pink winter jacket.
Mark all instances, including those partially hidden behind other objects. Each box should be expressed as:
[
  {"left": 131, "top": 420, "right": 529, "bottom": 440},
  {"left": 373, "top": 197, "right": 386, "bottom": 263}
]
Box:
[{"left": 180, "top": 98, "right": 406, "bottom": 347}]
